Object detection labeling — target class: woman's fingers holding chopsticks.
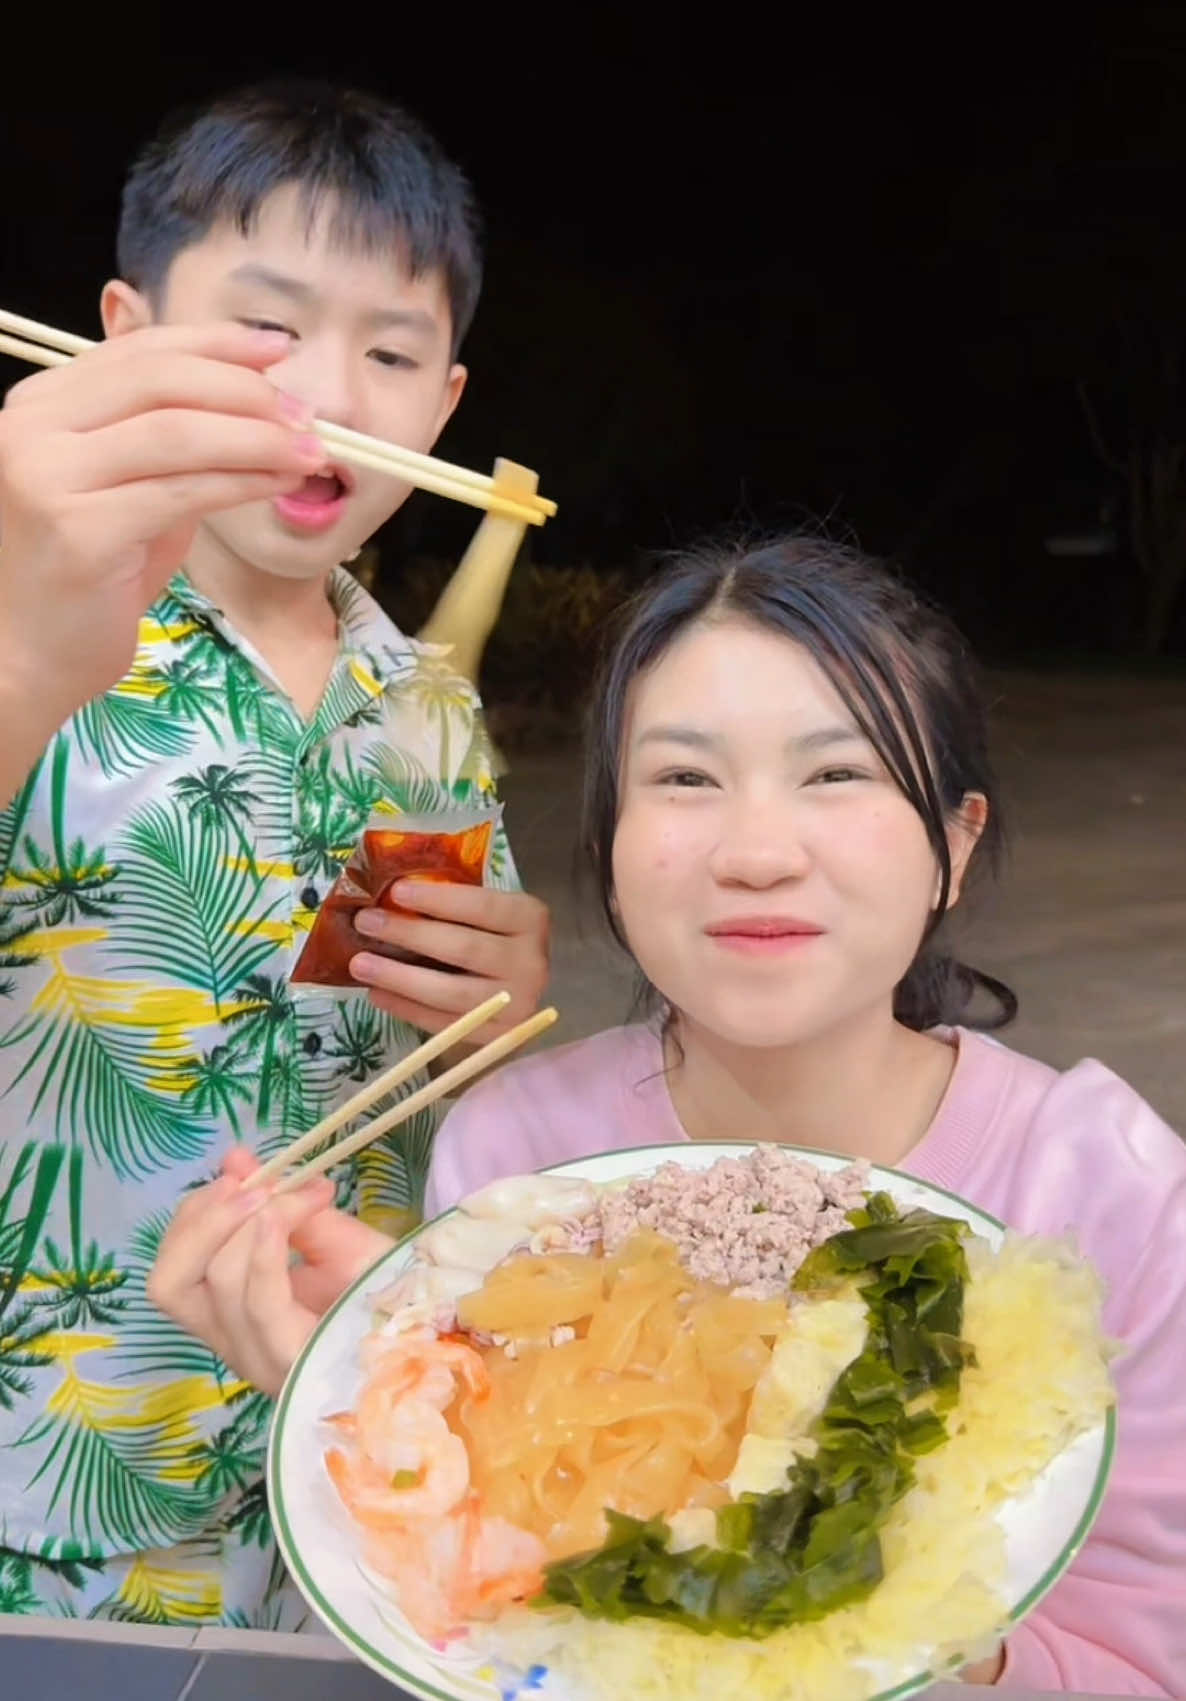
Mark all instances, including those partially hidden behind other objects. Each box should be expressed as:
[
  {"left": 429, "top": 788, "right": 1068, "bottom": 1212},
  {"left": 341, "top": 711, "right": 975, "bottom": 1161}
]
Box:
[{"left": 148, "top": 1149, "right": 338, "bottom": 1394}]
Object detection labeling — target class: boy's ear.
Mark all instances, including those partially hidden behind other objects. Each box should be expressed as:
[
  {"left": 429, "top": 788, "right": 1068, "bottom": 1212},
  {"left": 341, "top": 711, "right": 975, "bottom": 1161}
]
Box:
[
  {"left": 100, "top": 280, "right": 153, "bottom": 339},
  {"left": 431, "top": 363, "right": 468, "bottom": 444}
]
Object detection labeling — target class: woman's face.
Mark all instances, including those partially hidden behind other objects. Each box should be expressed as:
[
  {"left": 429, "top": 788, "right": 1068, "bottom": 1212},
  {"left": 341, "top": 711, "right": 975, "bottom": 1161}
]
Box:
[{"left": 611, "top": 616, "right": 981, "bottom": 1049}]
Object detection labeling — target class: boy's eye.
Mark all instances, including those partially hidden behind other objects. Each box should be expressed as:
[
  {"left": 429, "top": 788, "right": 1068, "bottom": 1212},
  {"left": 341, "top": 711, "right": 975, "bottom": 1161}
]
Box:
[
  {"left": 370, "top": 349, "right": 418, "bottom": 370},
  {"left": 240, "top": 318, "right": 295, "bottom": 338}
]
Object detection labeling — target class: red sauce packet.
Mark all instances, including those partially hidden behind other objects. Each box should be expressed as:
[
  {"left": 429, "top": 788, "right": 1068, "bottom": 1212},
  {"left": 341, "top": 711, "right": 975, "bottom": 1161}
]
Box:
[{"left": 291, "top": 805, "right": 501, "bottom": 993}]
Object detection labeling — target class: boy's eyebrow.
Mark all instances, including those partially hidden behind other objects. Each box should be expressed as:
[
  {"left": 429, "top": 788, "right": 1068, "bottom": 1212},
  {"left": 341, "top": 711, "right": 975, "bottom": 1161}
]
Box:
[
  {"left": 225, "top": 264, "right": 441, "bottom": 336},
  {"left": 635, "top": 723, "right": 865, "bottom": 753}
]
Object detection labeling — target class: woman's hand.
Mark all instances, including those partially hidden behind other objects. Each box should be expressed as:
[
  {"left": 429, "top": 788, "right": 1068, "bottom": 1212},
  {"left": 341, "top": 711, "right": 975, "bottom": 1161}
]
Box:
[{"left": 148, "top": 1146, "right": 393, "bottom": 1396}]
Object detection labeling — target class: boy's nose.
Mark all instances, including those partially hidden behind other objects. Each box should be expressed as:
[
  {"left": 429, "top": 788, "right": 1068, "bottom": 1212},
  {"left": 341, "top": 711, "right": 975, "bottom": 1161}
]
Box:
[{"left": 276, "top": 340, "right": 358, "bottom": 432}]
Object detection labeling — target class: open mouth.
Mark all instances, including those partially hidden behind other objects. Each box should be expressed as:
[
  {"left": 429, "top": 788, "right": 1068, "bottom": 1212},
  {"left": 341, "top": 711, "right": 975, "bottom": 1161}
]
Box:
[
  {"left": 290, "top": 462, "right": 353, "bottom": 504},
  {"left": 274, "top": 463, "right": 354, "bottom": 531}
]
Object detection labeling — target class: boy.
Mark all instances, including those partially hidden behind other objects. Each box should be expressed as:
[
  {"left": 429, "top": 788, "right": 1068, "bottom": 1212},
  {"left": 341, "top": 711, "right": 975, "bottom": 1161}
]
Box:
[{"left": 0, "top": 82, "right": 548, "bottom": 1625}]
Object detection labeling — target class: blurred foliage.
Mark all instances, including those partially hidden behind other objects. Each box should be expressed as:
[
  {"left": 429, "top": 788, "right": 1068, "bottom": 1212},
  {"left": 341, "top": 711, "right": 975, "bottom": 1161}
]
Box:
[{"left": 382, "top": 556, "right": 639, "bottom": 745}]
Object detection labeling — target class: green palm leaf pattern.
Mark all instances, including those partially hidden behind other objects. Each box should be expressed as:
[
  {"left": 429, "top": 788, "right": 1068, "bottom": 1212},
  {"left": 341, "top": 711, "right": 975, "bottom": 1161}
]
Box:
[
  {"left": 220, "top": 1480, "right": 273, "bottom": 1553},
  {"left": 0, "top": 1300, "right": 57, "bottom": 1411},
  {"left": 1, "top": 1141, "right": 67, "bottom": 1310},
  {"left": 316, "top": 664, "right": 386, "bottom": 737},
  {"left": 171, "top": 765, "right": 263, "bottom": 882},
  {"left": 114, "top": 1213, "right": 227, "bottom": 1383},
  {"left": 155, "top": 653, "right": 230, "bottom": 740},
  {"left": 0, "top": 907, "right": 41, "bottom": 999},
  {"left": 180, "top": 1045, "right": 256, "bottom": 1140},
  {"left": 18, "top": 1396, "right": 219, "bottom": 1552},
  {"left": 325, "top": 1001, "right": 386, "bottom": 1084},
  {"left": 31, "top": 1149, "right": 129, "bottom": 1331},
  {"left": 0, "top": 1537, "right": 106, "bottom": 1610},
  {"left": 195, "top": 1390, "right": 270, "bottom": 1507},
  {"left": 1, "top": 990, "right": 212, "bottom": 1179},
  {"left": 0, "top": 1552, "right": 42, "bottom": 1614},
  {"left": 327, "top": 744, "right": 382, "bottom": 820},
  {"left": 0, "top": 566, "right": 520, "bottom": 1568},
  {"left": 294, "top": 746, "right": 367, "bottom": 882},
  {"left": 365, "top": 742, "right": 448, "bottom": 816},
  {"left": 5, "top": 738, "right": 120, "bottom": 929},
  {"left": 73, "top": 691, "right": 199, "bottom": 779},
  {"left": 0, "top": 753, "right": 47, "bottom": 880},
  {"left": 110, "top": 800, "right": 278, "bottom": 1011},
  {"left": 222, "top": 973, "right": 298, "bottom": 1126}
]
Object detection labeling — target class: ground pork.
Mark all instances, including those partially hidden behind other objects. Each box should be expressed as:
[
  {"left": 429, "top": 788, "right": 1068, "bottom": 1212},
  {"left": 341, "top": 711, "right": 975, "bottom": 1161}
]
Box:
[{"left": 569, "top": 1146, "right": 870, "bottom": 1296}]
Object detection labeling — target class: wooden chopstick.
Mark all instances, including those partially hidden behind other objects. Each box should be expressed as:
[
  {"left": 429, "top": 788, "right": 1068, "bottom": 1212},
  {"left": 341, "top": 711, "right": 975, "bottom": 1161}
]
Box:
[
  {"left": 316, "top": 421, "right": 557, "bottom": 518},
  {"left": 310, "top": 429, "right": 548, "bottom": 524},
  {"left": 0, "top": 308, "right": 89, "bottom": 357},
  {"left": 245, "top": 989, "right": 512, "bottom": 1191},
  {"left": 0, "top": 330, "right": 71, "bottom": 368},
  {"left": 273, "top": 1005, "right": 559, "bottom": 1194},
  {"left": 0, "top": 307, "right": 555, "bottom": 525}
]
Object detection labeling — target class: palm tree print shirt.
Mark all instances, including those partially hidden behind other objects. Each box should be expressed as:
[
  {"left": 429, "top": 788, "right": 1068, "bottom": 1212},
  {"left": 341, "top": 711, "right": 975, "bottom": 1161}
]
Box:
[{"left": 0, "top": 567, "right": 518, "bottom": 1563}]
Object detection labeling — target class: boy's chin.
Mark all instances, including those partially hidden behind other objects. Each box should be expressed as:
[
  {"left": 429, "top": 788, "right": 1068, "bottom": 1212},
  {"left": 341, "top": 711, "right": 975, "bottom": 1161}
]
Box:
[{"left": 212, "top": 511, "right": 362, "bottom": 582}]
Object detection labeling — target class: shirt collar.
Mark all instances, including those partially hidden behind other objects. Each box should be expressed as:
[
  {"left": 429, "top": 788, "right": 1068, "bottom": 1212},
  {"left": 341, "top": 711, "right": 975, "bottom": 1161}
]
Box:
[{"left": 165, "top": 566, "right": 416, "bottom": 696}]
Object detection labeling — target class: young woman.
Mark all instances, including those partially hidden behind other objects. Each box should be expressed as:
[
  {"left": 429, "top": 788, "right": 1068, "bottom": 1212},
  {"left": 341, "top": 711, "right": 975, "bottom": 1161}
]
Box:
[{"left": 153, "top": 535, "right": 1186, "bottom": 1692}]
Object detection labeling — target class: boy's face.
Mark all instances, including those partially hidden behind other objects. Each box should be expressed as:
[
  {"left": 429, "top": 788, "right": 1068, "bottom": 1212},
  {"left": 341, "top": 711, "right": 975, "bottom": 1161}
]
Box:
[{"left": 103, "top": 184, "right": 467, "bottom": 582}]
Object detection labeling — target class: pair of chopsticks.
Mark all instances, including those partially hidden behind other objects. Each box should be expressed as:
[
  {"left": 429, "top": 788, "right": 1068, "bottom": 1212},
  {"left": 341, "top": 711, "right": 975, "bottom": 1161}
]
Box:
[
  {"left": 0, "top": 307, "right": 556, "bottom": 528},
  {"left": 246, "top": 990, "right": 558, "bottom": 1195}
]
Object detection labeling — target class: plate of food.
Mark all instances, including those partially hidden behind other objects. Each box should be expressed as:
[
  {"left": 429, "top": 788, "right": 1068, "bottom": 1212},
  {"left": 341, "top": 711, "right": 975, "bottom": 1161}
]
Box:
[{"left": 267, "top": 1143, "right": 1116, "bottom": 1701}]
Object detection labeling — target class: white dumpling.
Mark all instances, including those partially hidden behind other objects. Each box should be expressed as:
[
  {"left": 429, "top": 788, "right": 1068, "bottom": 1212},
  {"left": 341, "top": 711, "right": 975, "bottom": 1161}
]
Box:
[
  {"left": 459, "top": 1173, "right": 596, "bottom": 1228},
  {"left": 414, "top": 1213, "right": 531, "bottom": 1272},
  {"left": 369, "top": 1262, "right": 482, "bottom": 1336}
]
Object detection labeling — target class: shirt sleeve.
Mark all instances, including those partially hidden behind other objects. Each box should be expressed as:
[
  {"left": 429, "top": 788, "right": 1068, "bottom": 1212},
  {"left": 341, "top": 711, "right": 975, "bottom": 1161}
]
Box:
[{"left": 997, "top": 1082, "right": 1186, "bottom": 1694}]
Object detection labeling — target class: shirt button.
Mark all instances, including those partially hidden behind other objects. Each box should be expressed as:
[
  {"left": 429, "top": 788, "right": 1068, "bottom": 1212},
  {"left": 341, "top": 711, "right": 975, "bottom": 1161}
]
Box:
[
  {"left": 301, "top": 885, "right": 320, "bottom": 909},
  {"left": 303, "top": 1032, "right": 322, "bottom": 1057}
]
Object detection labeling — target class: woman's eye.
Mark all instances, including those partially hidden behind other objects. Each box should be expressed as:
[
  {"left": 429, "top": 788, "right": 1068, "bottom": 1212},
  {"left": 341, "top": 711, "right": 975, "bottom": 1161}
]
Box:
[
  {"left": 810, "top": 766, "right": 865, "bottom": 785},
  {"left": 658, "top": 769, "right": 713, "bottom": 788}
]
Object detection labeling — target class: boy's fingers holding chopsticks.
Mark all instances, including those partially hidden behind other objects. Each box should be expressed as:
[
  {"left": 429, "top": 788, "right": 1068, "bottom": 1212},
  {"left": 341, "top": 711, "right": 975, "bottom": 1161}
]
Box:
[{"left": 4, "top": 322, "right": 297, "bottom": 417}]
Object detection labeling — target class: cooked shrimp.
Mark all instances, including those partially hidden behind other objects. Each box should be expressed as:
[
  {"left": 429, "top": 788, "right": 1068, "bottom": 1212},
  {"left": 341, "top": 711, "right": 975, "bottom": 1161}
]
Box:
[
  {"left": 359, "top": 1326, "right": 490, "bottom": 1406},
  {"left": 363, "top": 1497, "right": 546, "bottom": 1641},
  {"left": 327, "top": 1403, "right": 470, "bottom": 1522}
]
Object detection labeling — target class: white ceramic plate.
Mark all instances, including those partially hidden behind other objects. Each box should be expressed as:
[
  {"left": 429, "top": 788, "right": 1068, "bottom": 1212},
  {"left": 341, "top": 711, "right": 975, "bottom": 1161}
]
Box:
[{"left": 269, "top": 1143, "right": 1115, "bottom": 1701}]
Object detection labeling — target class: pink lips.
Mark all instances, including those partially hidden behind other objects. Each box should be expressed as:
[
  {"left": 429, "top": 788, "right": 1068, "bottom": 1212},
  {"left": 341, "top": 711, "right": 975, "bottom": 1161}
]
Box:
[
  {"left": 274, "top": 464, "right": 353, "bottom": 534},
  {"left": 705, "top": 916, "right": 824, "bottom": 956}
]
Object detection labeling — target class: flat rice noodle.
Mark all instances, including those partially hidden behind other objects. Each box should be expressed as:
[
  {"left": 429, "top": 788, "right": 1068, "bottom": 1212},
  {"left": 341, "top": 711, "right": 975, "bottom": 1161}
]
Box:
[
  {"left": 457, "top": 1252, "right": 604, "bottom": 1335},
  {"left": 450, "top": 1234, "right": 790, "bottom": 1554}
]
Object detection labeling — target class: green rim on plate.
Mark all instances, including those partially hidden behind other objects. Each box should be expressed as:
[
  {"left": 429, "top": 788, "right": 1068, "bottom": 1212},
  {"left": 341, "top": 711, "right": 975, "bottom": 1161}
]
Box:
[{"left": 269, "top": 1143, "right": 1117, "bottom": 1701}]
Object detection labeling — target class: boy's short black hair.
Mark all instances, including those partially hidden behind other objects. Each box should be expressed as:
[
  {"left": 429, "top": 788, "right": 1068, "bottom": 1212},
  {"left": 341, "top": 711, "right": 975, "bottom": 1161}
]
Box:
[{"left": 117, "top": 80, "right": 483, "bottom": 355}]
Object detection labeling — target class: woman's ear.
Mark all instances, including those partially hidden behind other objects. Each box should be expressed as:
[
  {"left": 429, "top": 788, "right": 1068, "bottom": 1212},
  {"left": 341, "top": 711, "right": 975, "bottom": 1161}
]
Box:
[{"left": 941, "top": 793, "right": 989, "bottom": 911}]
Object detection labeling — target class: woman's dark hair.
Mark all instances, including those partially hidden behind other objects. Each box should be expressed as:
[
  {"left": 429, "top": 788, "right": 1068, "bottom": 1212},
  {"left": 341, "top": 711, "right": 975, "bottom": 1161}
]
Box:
[
  {"left": 581, "top": 534, "right": 1017, "bottom": 1033},
  {"left": 118, "top": 81, "right": 483, "bottom": 356}
]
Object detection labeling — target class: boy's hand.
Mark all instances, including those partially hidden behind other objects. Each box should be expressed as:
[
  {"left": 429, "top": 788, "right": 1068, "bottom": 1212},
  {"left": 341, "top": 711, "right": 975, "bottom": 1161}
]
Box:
[
  {"left": 0, "top": 322, "right": 324, "bottom": 726},
  {"left": 348, "top": 883, "right": 550, "bottom": 1043},
  {"left": 147, "top": 1147, "right": 392, "bottom": 1397}
]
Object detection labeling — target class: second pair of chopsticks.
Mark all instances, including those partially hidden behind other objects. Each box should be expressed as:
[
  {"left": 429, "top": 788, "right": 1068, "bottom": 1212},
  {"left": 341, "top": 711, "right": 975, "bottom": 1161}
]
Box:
[
  {"left": 0, "top": 307, "right": 556, "bottom": 528},
  {"left": 247, "top": 990, "right": 558, "bottom": 1195}
]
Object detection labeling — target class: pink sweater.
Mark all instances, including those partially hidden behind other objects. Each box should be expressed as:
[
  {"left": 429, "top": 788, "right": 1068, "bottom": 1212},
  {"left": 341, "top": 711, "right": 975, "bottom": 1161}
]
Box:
[{"left": 426, "top": 1025, "right": 1186, "bottom": 1696}]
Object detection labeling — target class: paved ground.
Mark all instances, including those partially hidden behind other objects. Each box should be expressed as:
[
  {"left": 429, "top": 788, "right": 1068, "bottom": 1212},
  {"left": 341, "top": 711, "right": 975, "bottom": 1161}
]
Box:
[{"left": 498, "top": 671, "right": 1186, "bottom": 1133}]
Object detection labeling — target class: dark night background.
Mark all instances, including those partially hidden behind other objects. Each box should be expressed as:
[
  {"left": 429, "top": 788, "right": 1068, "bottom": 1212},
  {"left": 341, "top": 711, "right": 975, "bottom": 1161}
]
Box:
[{"left": 5, "top": 5, "right": 1186, "bottom": 663}]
